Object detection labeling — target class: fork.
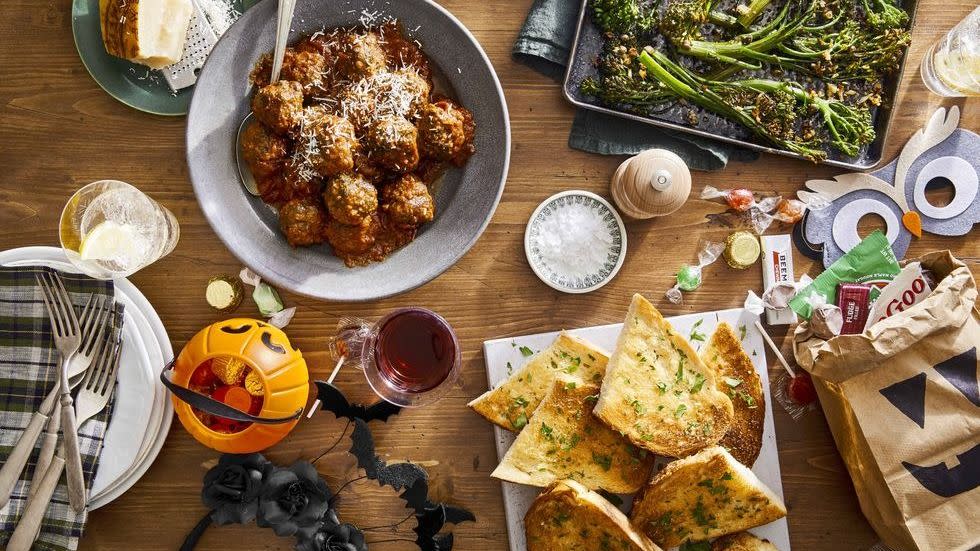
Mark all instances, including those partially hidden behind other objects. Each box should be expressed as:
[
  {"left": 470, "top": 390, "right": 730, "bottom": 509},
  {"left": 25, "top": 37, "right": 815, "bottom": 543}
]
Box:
[
  {"left": 75, "top": 329, "right": 121, "bottom": 429},
  {"left": 0, "top": 280, "right": 98, "bottom": 509},
  {"left": 7, "top": 329, "right": 122, "bottom": 551},
  {"left": 34, "top": 272, "right": 86, "bottom": 513},
  {"left": 28, "top": 295, "right": 113, "bottom": 499}
]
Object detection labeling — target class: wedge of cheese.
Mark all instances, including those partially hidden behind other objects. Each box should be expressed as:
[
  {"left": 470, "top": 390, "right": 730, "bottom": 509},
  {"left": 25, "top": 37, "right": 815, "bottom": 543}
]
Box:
[
  {"left": 525, "top": 480, "right": 663, "bottom": 551},
  {"left": 711, "top": 532, "right": 780, "bottom": 551},
  {"left": 469, "top": 332, "right": 608, "bottom": 431},
  {"left": 630, "top": 446, "right": 786, "bottom": 548},
  {"left": 701, "top": 322, "right": 765, "bottom": 467},
  {"left": 593, "top": 294, "right": 734, "bottom": 457},
  {"left": 491, "top": 378, "right": 654, "bottom": 494},
  {"left": 100, "top": 0, "right": 193, "bottom": 69}
]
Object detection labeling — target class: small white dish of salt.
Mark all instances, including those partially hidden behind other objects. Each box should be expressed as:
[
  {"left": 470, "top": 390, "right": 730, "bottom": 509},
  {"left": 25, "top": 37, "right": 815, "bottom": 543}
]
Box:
[{"left": 524, "top": 190, "right": 627, "bottom": 294}]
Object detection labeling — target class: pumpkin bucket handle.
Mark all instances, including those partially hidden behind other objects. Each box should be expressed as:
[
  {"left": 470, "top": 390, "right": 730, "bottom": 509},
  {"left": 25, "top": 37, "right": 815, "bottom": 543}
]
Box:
[{"left": 160, "top": 360, "right": 302, "bottom": 424}]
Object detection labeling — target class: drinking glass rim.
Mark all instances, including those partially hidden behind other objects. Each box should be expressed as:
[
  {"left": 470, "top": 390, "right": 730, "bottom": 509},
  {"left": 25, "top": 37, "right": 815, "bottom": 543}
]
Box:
[
  {"left": 59, "top": 179, "right": 142, "bottom": 248},
  {"left": 361, "top": 307, "right": 462, "bottom": 408}
]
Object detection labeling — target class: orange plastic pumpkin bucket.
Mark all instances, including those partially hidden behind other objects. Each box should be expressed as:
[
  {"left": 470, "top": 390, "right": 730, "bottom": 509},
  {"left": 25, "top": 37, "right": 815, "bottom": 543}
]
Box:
[{"left": 161, "top": 318, "right": 310, "bottom": 453}]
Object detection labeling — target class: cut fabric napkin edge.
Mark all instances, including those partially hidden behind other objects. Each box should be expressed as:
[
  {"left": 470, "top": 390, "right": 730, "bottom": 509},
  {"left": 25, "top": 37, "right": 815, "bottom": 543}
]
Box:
[{"left": 0, "top": 266, "right": 117, "bottom": 551}]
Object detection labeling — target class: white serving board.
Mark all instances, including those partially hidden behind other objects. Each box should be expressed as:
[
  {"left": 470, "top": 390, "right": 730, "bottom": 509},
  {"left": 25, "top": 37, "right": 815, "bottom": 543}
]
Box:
[{"left": 482, "top": 307, "right": 790, "bottom": 551}]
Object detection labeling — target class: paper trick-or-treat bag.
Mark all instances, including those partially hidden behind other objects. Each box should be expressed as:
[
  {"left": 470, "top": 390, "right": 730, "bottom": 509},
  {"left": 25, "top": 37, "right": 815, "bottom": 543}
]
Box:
[{"left": 793, "top": 251, "right": 979, "bottom": 551}]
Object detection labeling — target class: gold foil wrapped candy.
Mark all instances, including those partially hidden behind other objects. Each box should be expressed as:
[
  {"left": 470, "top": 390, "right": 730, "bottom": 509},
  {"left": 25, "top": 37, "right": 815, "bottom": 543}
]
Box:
[
  {"left": 244, "top": 370, "right": 265, "bottom": 396},
  {"left": 211, "top": 356, "right": 248, "bottom": 385}
]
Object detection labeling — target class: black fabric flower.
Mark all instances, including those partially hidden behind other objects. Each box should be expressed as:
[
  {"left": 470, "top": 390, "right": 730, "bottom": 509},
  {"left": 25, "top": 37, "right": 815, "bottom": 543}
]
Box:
[
  {"left": 202, "top": 453, "right": 272, "bottom": 525},
  {"left": 295, "top": 515, "right": 367, "bottom": 551},
  {"left": 257, "top": 461, "right": 333, "bottom": 537}
]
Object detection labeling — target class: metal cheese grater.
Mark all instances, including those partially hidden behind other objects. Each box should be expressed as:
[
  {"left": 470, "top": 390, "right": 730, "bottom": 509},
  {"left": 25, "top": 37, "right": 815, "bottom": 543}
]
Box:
[{"left": 162, "top": 0, "right": 219, "bottom": 91}]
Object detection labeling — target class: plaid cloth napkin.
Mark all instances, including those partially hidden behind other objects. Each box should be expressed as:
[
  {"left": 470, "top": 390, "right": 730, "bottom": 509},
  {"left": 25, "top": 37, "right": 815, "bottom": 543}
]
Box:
[
  {"left": 513, "top": 0, "right": 760, "bottom": 170},
  {"left": 0, "top": 266, "right": 116, "bottom": 551}
]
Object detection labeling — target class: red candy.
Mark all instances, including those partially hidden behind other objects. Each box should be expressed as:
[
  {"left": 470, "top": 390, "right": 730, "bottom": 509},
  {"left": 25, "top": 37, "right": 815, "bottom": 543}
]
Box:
[
  {"left": 190, "top": 361, "right": 217, "bottom": 387},
  {"left": 788, "top": 372, "right": 818, "bottom": 405},
  {"left": 727, "top": 188, "right": 756, "bottom": 212}
]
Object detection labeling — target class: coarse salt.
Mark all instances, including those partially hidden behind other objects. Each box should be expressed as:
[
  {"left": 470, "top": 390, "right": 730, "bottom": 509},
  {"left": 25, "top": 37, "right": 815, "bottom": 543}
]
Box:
[{"left": 536, "top": 203, "right": 613, "bottom": 280}]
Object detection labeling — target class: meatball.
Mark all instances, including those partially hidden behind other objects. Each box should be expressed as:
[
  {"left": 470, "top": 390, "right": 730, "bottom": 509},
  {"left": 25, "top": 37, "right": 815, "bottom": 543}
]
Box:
[
  {"left": 380, "top": 174, "right": 434, "bottom": 227},
  {"left": 389, "top": 68, "right": 431, "bottom": 119},
  {"left": 241, "top": 121, "right": 289, "bottom": 177},
  {"left": 333, "top": 32, "right": 387, "bottom": 80},
  {"left": 325, "top": 214, "right": 380, "bottom": 254},
  {"left": 296, "top": 107, "right": 357, "bottom": 177},
  {"left": 279, "top": 198, "right": 327, "bottom": 247},
  {"left": 323, "top": 173, "right": 378, "bottom": 226},
  {"left": 417, "top": 101, "right": 468, "bottom": 162},
  {"left": 252, "top": 80, "right": 305, "bottom": 135},
  {"left": 364, "top": 116, "right": 419, "bottom": 172},
  {"left": 256, "top": 158, "right": 322, "bottom": 206},
  {"left": 280, "top": 49, "right": 327, "bottom": 95}
]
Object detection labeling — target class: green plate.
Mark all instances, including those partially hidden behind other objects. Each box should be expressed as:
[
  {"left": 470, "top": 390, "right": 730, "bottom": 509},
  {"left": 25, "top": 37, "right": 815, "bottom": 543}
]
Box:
[
  {"left": 70, "top": 0, "right": 255, "bottom": 116},
  {"left": 71, "top": 0, "right": 192, "bottom": 115}
]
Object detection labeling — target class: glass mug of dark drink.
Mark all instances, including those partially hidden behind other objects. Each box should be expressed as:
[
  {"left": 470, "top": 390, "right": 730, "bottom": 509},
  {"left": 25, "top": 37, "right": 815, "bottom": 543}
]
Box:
[{"left": 327, "top": 308, "right": 461, "bottom": 407}]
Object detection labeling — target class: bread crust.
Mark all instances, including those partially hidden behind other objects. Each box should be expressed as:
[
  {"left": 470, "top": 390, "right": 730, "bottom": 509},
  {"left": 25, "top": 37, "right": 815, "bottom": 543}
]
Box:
[
  {"left": 700, "top": 322, "right": 765, "bottom": 467},
  {"left": 594, "top": 294, "right": 734, "bottom": 457}
]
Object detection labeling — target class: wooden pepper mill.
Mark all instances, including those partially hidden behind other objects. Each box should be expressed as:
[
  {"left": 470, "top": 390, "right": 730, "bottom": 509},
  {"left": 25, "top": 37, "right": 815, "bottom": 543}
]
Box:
[{"left": 610, "top": 149, "right": 692, "bottom": 219}]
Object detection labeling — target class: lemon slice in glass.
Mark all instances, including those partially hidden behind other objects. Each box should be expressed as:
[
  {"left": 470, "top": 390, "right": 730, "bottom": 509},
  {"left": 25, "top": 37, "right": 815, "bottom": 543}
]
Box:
[{"left": 79, "top": 220, "right": 144, "bottom": 269}]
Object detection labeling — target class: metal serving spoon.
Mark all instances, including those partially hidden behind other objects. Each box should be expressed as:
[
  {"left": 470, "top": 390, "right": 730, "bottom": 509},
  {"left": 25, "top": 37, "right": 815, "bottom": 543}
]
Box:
[{"left": 236, "top": 0, "right": 297, "bottom": 196}]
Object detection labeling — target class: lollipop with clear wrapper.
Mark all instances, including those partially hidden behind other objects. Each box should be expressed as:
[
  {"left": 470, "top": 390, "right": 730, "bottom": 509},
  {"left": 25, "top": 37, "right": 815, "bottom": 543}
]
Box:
[{"left": 666, "top": 241, "right": 726, "bottom": 304}]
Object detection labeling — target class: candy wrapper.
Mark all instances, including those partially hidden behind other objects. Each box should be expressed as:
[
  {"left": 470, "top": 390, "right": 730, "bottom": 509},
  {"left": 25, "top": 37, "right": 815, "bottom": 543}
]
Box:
[
  {"left": 701, "top": 186, "right": 780, "bottom": 213},
  {"left": 750, "top": 195, "right": 830, "bottom": 234},
  {"left": 864, "top": 261, "right": 932, "bottom": 330},
  {"left": 772, "top": 370, "right": 818, "bottom": 421},
  {"left": 238, "top": 267, "right": 294, "bottom": 328},
  {"left": 666, "top": 241, "right": 726, "bottom": 304},
  {"left": 789, "top": 230, "right": 900, "bottom": 319}
]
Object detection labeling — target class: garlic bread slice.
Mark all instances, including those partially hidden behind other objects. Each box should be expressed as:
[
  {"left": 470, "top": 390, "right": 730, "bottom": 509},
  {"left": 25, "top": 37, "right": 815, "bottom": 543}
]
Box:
[
  {"left": 711, "top": 532, "right": 780, "bottom": 551},
  {"left": 525, "top": 480, "right": 663, "bottom": 551},
  {"left": 594, "top": 294, "right": 734, "bottom": 457},
  {"left": 492, "top": 378, "right": 654, "bottom": 493},
  {"left": 470, "top": 332, "right": 608, "bottom": 431},
  {"left": 701, "top": 322, "right": 765, "bottom": 467},
  {"left": 630, "top": 446, "right": 786, "bottom": 548}
]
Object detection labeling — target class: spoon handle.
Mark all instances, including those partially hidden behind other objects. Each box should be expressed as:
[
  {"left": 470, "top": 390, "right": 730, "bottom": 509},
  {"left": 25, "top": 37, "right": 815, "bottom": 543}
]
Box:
[{"left": 269, "top": 0, "right": 297, "bottom": 84}]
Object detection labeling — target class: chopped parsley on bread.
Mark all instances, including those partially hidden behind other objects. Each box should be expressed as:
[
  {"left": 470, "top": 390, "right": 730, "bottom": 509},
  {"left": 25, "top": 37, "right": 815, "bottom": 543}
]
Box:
[
  {"left": 525, "top": 480, "right": 663, "bottom": 551},
  {"left": 469, "top": 332, "right": 608, "bottom": 431},
  {"left": 711, "top": 532, "right": 780, "bottom": 550},
  {"left": 491, "top": 378, "right": 655, "bottom": 493},
  {"left": 593, "top": 294, "right": 734, "bottom": 457},
  {"left": 700, "top": 322, "right": 765, "bottom": 467},
  {"left": 630, "top": 446, "right": 786, "bottom": 548}
]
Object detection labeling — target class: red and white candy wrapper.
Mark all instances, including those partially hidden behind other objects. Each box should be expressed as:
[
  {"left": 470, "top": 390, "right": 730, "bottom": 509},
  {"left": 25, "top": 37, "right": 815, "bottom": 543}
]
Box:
[
  {"left": 772, "top": 370, "right": 818, "bottom": 421},
  {"left": 863, "top": 261, "right": 932, "bottom": 330}
]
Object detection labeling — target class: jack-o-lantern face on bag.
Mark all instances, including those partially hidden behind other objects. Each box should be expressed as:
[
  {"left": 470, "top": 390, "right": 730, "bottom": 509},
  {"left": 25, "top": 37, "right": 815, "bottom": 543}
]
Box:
[{"left": 875, "top": 347, "right": 980, "bottom": 498}]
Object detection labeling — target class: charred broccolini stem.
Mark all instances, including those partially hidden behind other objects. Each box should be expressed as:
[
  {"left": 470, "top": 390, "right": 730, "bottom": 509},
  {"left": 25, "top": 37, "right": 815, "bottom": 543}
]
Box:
[
  {"left": 638, "top": 49, "right": 876, "bottom": 159},
  {"left": 735, "top": 0, "right": 773, "bottom": 27},
  {"left": 666, "top": 0, "right": 909, "bottom": 80},
  {"left": 592, "top": 0, "right": 657, "bottom": 35}
]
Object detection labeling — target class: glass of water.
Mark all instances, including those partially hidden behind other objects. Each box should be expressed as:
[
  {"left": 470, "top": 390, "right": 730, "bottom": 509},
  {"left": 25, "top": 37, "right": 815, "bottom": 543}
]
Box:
[
  {"left": 59, "top": 180, "right": 180, "bottom": 279},
  {"left": 920, "top": 6, "right": 980, "bottom": 97}
]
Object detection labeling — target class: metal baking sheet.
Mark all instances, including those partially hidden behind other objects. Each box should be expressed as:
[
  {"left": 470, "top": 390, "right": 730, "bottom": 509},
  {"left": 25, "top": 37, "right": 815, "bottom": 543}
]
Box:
[{"left": 563, "top": 0, "right": 918, "bottom": 170}]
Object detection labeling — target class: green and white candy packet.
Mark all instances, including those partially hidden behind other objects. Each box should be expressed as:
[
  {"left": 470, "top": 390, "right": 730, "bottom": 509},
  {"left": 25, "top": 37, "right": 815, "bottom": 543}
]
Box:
[{"left": 790, "top": 230, "right": 901, "bottom": 319}]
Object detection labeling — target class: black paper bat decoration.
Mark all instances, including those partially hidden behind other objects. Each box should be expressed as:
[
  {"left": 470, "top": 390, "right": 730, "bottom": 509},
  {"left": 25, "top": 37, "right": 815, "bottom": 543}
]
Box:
[
  {"left": 349, "top": 418, "right": 428, "bottom": 497},
  {"left": 413, "top": 504, "right": 476, "bottom": 551},
  {"left": 316, "top": 381, "right": 402, "bottom": 423},
  {"left": 348, "top": 418, "right": 476, "bottom": 550}
]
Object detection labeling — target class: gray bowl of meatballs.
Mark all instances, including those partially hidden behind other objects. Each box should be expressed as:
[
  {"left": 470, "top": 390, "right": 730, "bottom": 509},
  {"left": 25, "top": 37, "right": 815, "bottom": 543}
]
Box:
[{"left": 186, "top": 0, "right": 510, "bottom": 301}]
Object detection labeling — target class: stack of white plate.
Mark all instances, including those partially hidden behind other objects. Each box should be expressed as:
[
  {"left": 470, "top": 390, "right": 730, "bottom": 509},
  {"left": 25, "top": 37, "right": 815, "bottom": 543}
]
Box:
[{"left": 0, "top": 246, "right": 173, "bottom": 510}]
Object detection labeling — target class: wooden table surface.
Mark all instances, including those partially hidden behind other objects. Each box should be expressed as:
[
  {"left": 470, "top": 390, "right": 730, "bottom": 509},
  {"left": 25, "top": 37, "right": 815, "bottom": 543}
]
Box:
[{"left": 1, "top": 0, "right": 978, "bottom": 549}]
